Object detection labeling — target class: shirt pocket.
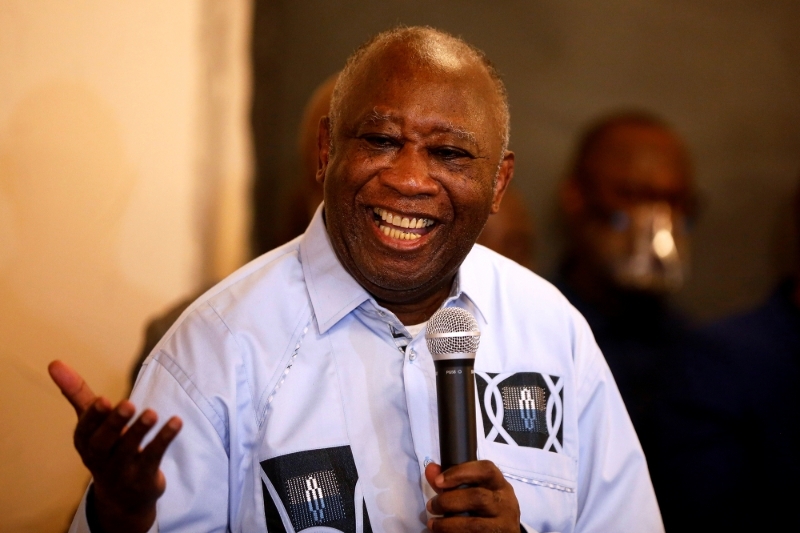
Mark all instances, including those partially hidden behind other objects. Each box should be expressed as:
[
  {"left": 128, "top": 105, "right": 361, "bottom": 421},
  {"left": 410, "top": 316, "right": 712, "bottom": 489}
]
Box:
[
  {"left": 480, "top": 442, "right": 578, "bottom": 533},
  {"left": 480, "top": 439, "right": 577, "bottom": 492},
  {"left": 475, "top": 371, "right": 577, "bottom": 530},
  {"left": 259, "top": 445, "right": 373, "bottom": 533}
]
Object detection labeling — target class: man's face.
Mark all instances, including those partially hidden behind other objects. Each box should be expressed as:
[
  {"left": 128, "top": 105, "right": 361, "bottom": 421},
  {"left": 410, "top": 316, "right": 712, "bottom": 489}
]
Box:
[
  {"left": 318, "top": 46, "right": 513, "bottom": 305},
  {"left": 570, "top": 124, "right": 694, "bottom": 293},
  {"left": 581, "top": 125, "right": 691, "bottom": 215}
]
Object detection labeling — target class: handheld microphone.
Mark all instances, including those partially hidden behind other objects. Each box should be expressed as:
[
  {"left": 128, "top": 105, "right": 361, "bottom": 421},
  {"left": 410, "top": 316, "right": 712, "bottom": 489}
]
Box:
[{"left": 425, "top": 307, "right": 480, "bottom": 470}]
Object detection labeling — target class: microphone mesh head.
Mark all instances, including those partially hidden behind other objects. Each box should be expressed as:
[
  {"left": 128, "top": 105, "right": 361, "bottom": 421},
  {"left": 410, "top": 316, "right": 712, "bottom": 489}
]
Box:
[{"left": 425, "top": 307, "right": 481, "bottom": 355}]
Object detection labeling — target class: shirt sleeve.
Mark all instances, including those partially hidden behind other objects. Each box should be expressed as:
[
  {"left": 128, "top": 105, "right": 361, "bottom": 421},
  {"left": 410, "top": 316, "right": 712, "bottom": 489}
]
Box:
[
  {"left": 571, "top": 312, "right": 664, "bottom": 533},
  {"left": 67, "top": 486, "right": 160, "bottom": 533},
  {"left": 66, "top": 356, "right": 230, "bottom": 533},
  {"left": 134, "top": 356, "right": 231, "bottom": 532}
]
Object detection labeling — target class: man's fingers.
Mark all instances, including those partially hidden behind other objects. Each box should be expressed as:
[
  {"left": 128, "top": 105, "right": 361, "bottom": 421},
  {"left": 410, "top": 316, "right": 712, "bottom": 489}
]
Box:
[
  {"left": 428, "top": 515, "right": 495, "bottom": 533},
  {"left": 48, "top": 360, "right": 97, "bottom": 417},
  {"left": 86, "top": 400, "right": 137, "bottom": 457},
  {"left": 74, "top": 397, "right": 113, "bottom": 453},
  {"left": 114, "top": 409, "right": 158, "bottom": 458},
  {"left": 139, "top": 416, "right": 182, "bottom": 475},
  {"left": 428, "top": 487, "right": 500, "bottom": 517},
  {"left": 425, "top": 462, "right": 444, "bottom": 495},
  {"left": 437, "top": 460, "right": 507, "bottom": 491}
]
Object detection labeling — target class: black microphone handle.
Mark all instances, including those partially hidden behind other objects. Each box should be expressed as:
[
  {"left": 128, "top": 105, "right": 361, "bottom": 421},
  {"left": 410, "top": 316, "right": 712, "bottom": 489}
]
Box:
[{"left": 433, "top": 358, "right": 477, "bottom": 471}]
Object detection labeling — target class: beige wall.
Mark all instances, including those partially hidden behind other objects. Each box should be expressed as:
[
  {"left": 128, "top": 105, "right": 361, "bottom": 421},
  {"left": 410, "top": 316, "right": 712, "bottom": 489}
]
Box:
[{"left": 0, "top": 1, "right": 252, "bottom": 531}]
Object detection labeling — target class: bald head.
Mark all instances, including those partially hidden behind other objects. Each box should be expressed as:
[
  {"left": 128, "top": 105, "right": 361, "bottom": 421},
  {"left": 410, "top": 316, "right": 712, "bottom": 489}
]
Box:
[
  {"left": 571, "top": 112, "right": 692, "bottom": 193},
  {"left": 329, "top": 26, "right": 510, "bottom": 157}
]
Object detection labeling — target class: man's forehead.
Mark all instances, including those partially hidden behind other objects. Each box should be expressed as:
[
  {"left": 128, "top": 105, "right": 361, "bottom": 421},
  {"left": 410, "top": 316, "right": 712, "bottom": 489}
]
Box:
[
  {"left": 345, "top": 53, "right": 494, "bottom": 120},
  {"left": 330, "top": 31, "right": 508, "bottom": 154},
  {"left": 599, "top": 124, "right": 682, "bottom": 155},
  {"left": 587, "top": 125, "right": 686, "bottom": 169},
  {"left": 581, "top": 125, "right": 690, "bottom": 190},
  {"left": 362, "top": 108, "right": 478, "bottom": 143}
]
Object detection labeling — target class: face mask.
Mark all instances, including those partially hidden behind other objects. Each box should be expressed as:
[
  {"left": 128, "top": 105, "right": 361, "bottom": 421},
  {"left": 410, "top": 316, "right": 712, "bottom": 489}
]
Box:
[{"left": 600, "top": 202, "right": 688, "bottom": 293}]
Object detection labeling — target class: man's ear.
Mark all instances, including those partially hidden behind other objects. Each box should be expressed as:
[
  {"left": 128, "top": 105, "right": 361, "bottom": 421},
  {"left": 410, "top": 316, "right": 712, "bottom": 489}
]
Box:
[
  {"left": 490, "top": 151, "right": 515, "bottom": 214},
  {"left": 316, "top": 116, "right": 332, "bottom": 184},
  {"left": 559, "top": 176, "right": 586, "bottom": 218}
]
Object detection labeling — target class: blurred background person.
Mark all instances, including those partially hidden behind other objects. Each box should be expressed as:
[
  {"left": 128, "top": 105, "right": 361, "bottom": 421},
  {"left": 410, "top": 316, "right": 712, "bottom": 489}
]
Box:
[
  {"left": 130, "top": 72, "right": 337, "bottom": 388},
  {"left": 658, "top": 173, "right": 800, "bottom": 531},
  {"left": 275, "top": 72, "right": 338, "bottom": 246},
  {"left": 553, "top": 111, "right": 699, "bottom": 494},
  {"left": 476, "top": 185, "right": 537, "bottom": 271}
]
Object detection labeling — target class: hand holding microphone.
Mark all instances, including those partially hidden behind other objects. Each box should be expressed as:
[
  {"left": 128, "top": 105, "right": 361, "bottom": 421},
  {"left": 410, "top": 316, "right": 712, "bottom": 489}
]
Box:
[{"left": 424, "top": 307, "right": 521, "bottom": 532}]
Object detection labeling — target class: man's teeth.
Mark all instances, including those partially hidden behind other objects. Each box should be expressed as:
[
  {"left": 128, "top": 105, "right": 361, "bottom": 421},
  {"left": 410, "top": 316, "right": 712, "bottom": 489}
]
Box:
[
  {"left": 374, "top": 207, "right": 433, "bottom": 229},
  {"left": 372, "top": 207, "right": 434, "bottom": 240},
  {"left": 381, "top": 225, "right": 419, "bottom": 240}
]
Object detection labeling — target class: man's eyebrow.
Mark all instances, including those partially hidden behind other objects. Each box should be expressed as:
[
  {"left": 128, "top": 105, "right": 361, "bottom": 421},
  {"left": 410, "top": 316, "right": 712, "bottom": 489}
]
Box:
[
  {"left": 366, "top": 108, "right": 394, "bottom": 123},
  {"left": 363, "top": 109, "right": 478, "bottom": 145},
  {"left": 436, "top": 122, "right": 477, "bottom": 145}
]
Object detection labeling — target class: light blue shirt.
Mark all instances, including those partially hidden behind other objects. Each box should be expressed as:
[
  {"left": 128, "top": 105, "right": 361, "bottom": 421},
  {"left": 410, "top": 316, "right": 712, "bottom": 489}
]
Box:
[{"left": 70, "top": 207, "right": 663, "bottom": 533}]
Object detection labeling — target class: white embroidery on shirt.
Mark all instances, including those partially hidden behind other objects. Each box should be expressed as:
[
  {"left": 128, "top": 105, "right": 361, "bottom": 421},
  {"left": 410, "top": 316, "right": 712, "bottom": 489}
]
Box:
[{"left": 267, "top": 320, "right": 311, "bottom": 408}]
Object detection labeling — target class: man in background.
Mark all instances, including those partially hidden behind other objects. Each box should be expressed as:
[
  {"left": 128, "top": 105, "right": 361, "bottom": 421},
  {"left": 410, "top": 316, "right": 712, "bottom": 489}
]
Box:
[
  {"left": 554, "top": 111, "right": 698, "bottom": 493},
  {"left": 476, "top": 186, "right": 536, "bottom": 271},
  {"left": 660, "top": 175, "right": 800, "bottom": 531},
  {"left": 276, "top": 72, "right": 339, "bottom": 246}
]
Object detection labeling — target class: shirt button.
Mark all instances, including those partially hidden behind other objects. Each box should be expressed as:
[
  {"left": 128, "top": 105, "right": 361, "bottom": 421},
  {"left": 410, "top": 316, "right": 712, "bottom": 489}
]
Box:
[
  {"left": 409, "top": 350, "right": 416, "bottom": 361},
  {"left": 378, "top": 310, "right": 385, "bottom": 316}
]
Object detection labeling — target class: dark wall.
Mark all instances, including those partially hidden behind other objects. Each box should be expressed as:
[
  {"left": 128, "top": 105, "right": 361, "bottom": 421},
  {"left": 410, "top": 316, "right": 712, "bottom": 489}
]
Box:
[{"left": 251, "top": 0, "right": 800, "bottom": 321}]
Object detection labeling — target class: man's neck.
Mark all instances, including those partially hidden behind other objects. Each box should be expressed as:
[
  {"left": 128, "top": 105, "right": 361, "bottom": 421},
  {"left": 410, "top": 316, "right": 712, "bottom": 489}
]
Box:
[
  {"left": 376, "top": 280, "right": 454, "bottom": 326},
  {"left": 562, "top": 256, "right": 664, "bottom": 318}
]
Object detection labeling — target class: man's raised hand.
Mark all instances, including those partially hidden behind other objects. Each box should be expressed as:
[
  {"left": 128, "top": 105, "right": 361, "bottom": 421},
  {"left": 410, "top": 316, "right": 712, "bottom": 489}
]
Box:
[
  {"left": 425, "top": 460, "right": 521, "bottom": 533},
  {"left": 48, "top": 360, "right": 182, "bottom": 533}
]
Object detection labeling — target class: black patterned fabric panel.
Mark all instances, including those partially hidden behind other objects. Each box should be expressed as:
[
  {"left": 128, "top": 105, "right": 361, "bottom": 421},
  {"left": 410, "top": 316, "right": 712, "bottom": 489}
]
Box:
[
  {"left": 260, "top": 445, "right": 370, "bottom": 532},
  {"left": 261, "top": 480, "right": 287, "bottom": 533},
  {"left": 476, "top": 372, "right": 564, "bottom": 452}
]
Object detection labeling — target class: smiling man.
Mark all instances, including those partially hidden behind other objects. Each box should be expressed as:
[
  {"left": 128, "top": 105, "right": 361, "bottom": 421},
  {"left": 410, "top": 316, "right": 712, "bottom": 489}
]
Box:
[
  {"left": 320, "top": 32, "right": 513, "bottom": 326},
  {"left": 52, "top": 27, "right": 662, "bottom": 533}
]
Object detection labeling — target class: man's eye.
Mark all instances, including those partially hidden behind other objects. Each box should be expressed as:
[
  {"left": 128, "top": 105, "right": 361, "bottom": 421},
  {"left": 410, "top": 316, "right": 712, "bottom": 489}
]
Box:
[
  {"left": 432, "top": 146, "right": 471, "bottom": 160},
  {"left": 363, "top": 135, "right": 397, "bottom": 148}
]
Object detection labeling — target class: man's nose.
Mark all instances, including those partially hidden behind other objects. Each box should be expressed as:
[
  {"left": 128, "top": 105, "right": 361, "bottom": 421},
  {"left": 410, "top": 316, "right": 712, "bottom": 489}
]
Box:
[{"left": 378, "top": 145, "right": 440, "bottom": 197}]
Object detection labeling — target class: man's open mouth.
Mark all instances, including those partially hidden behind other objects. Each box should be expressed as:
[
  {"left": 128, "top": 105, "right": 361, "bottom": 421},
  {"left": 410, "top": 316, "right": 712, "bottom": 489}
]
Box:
[{"left": 372, "top": 207, "right": 435, "bottom": 240}]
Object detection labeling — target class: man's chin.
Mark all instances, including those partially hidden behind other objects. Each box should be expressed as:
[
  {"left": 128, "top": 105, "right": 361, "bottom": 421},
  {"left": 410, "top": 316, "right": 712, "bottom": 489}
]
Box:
[
  {"left": 359, "top": 266, "right": 452, "bottom": 302},
  {"left": 363, "top": 270, "right": 431, "bottom": 293}
]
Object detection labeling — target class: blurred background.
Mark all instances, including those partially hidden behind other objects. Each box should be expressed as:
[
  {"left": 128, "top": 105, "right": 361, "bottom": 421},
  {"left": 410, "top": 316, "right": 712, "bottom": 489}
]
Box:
[{"left": 0, "top": 1, "right": 798, "bottom": 531}]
